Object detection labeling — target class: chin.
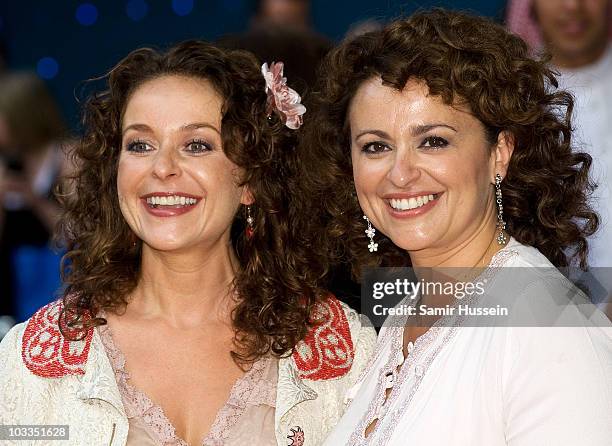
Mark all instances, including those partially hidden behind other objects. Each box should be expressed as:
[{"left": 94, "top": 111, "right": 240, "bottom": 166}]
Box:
[
  {"left": 380, "top": 223, "right": 436, "bottom": 252},
  {"left": 387, "top": 234, "right": 434, "bottom": 253},
  {"left": 142, "top": 237, "right": 192, "bottom": 252}
]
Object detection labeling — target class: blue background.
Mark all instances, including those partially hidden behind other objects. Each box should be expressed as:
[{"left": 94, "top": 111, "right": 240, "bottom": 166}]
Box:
[{"left": 0, "top": 0, "right": 507, "bottom": 130}]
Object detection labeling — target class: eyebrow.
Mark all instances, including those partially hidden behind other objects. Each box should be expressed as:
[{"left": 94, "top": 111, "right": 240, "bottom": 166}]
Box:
[
  {"left": 122, "top": 122, "right": 221, "bottom": 135},
  {"left": 181, "top": 122, "right": 221, "bottom": 135},
  {"left": 354, "top": 123, "right": 457, "bottom": 140}
]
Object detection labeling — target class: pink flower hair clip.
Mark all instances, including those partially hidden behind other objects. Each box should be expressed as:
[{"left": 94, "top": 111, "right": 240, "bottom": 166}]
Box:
[{"left": 261, "top": 62, "right": 306, "bottom": 130}]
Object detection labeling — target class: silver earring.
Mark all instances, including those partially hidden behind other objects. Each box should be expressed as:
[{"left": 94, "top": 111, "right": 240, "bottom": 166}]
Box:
[
  {"left": 363, "top": 215, "right": 378, "bottom": 252},
  {"left": 495, "top": 173, "right": 507, "bottom": 245}
]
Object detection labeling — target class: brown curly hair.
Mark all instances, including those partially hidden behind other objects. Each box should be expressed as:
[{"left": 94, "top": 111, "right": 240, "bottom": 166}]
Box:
[
  {"left": 298, "top": 8, "right": 598, "bottom": 279},
  {"left": 57, "top": 40, "right": 326, "bottom": 364}
]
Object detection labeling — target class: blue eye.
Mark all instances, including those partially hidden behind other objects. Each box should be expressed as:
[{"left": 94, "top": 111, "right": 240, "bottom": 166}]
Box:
[
  {"left": 362, "top": 142, "right": 390, "bottom": 154},
  {"left": 125, "top": 140, "right": 152, "bottom": 153},
  {"left": 421, "top": 136, "right": 448, "bottom": 149},
  {"left": 186, "top": 139, "right": 212, "bottom": 153}
]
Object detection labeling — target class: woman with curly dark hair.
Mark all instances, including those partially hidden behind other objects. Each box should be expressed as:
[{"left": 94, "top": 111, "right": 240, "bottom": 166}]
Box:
[
  {"left": 0, "top": 41, "right": 375, "bottom": 445},
  {"left": 295, "top": 9, "right": 612, "bottom": 446}
]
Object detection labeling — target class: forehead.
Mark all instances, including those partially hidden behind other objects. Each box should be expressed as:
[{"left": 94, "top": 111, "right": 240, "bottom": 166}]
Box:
[
  {"left": 348, "top": 77, "right": 478, "bottom": 132},
  {"left": 122, "top": 75, "right": 224, "bottom": 129}
]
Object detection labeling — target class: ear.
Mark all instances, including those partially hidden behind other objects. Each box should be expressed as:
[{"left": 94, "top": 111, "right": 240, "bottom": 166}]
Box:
[
  {"left": 491, "top": 131, "right": 515, "bottom": 182},
  {"left": 240, "top": 186, "right": 255, "bottom": 206}
]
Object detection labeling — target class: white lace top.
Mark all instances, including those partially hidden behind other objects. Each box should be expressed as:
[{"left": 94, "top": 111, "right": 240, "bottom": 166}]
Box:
[
  {"left": 98, "top": 323, "right": 278, "bottom": 446},
  {"left": 323, "top": 238, "right": 612, "bottom": 446}
]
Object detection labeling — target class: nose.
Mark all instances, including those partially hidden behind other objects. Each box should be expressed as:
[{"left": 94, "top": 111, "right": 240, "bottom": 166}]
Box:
[
  {"left": 152, "top": 146, "right": 180, "bottom": 180},
  {"left": 386, "top": 149, "right": 421, "bottom": 188}
]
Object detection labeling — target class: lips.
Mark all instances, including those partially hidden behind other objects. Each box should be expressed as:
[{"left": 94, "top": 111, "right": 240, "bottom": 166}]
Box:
[
  {"left": 559, "top": 19, "right": 588, "bottom": 37},
  {"left": 140, "top": 192, "right": 203, "bottom": 217},
  {"left": 384, "top": 192, "right": 442, "bottom": 218}
]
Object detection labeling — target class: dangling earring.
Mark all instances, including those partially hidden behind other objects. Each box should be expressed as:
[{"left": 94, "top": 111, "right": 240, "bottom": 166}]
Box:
[
  {"left": 246, "top": 205, "right": 255, "bottom": 239},
  {"left": 363, "top": 215, "right": 378, "bottom": 252},
  {"left": 130, "top": 231, "right": 139, "bottom": 248},
  {"left": 495, "top": 173, "right": 507, "bottom": 245}
]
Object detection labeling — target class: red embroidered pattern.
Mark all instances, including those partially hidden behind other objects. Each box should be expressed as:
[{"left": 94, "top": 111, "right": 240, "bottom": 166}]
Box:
[
  {"left": 21, "top": 300, "right": 93, "bottom": 378},
  {"left": 287, "top": 426, "right": 305, "bottom": 446},
  {"left": 292, "top": 296, "right": 354, "bottom": 380}
]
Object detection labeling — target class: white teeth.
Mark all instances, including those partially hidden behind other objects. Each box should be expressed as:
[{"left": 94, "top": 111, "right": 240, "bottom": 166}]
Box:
[
  {"left": 389, "top": 194, "right": 437, "bottom": 211},
  {"left": 145, "top": 195, "right": 198, "bottom": 206}
]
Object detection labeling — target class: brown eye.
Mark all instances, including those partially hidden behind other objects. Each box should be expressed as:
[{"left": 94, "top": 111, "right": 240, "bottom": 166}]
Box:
[
  {"left": 362, "top": 142, "right": 390, "bottom": 154},
  {"left": 421, "top": 136, "right": 448, "bottom": 149}
]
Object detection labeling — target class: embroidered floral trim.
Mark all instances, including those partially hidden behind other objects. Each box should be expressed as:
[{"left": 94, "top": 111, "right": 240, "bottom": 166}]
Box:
[
  {"left": 344, "top": 314, "right": 402, "bottom": 407},
  {"left": 292, "top": 296, "right": 354, "bottom": 380},
  {"left": 98, "top": 319, "right": 276, "bottom": 446},
  {"left": 347, "top": 323, "right": 406, "bottom": 445},
  {"left": 22, "top": 299, "right": 93, "bottom": 378},
  {"left": 287, "top": 426, "right": 305, "bottom": 446}
]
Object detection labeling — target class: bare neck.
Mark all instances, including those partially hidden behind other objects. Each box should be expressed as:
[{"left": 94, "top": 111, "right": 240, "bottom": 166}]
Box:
[{"left": 128, "top": 238, "right": 239, "bottom": 328}]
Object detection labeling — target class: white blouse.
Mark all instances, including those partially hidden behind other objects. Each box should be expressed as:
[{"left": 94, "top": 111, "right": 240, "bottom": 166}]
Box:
[{"left": 324, "top": 238, "right": 612, "bottom": 445}]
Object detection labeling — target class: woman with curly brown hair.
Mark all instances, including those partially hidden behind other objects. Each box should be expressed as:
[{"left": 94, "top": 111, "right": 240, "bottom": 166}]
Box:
[
  {"left": 0, "top": 40, "right": 375, "bottom": 445},
  {"left": 295, "top": 9, "right": 612, "bottom": 446}
]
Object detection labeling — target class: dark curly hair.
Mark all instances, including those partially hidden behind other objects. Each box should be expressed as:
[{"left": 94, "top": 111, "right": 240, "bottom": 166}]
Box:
[
  {"left": 298, "top": 8, "right": 598, "bottom": 279},
  {"left": 57, "top": 40, "right": 326, "bottom": 364}
]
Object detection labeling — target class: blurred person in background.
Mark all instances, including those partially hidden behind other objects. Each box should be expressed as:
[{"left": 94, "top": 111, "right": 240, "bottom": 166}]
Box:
[
  {"left": 0, "top": 72, "right": 71, "bottom": 324},
  {"left": 507, "top": 0, "right": 612, "bottom": 317},
  {"left": 218, "top": 25, "right": 332, "bottom": 92},
  {"left": 253, "top": 0, "right": 311, "bottom": 29},
  {"left": 507, "top": 0, "right": 611, "bottom": 68},
  {"left": 220, "top": 0, "right": 330, "bottom": 91}
]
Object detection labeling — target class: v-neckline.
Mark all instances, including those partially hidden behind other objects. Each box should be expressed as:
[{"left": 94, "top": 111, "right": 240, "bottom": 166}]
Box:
[{"left": 97, "top": 319, "right": 275, "bottom": 445}]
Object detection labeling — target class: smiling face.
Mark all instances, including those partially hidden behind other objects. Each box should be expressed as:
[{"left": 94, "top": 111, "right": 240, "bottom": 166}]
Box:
[
  {"left": 117, "top": 75, "right": 251, "bottom": 253},
  {"left": 533, "top": 0, "right": 610, "bottom": 68},
  {"left": 349, "top": 77, "right": 505, "bottom": 258}
]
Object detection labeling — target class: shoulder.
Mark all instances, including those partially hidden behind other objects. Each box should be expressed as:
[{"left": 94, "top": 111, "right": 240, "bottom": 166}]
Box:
[
  {"left": 494, "top": 240, "right": 610, "bottom": 326},
  {"left": 497, "top": 237, "right": 551, "bottom": 268},
  {"left": 0, "top": 320, "right": 27, "bottom": 372},
  {"left": 18, "top": 299, "right": 94, "bottom": 378},
  {"left": 501, "top": 276, "right": 612, "bottom": 379},
  {"left": 291, "top": 294, "right": 376, "bottom": 381}
]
